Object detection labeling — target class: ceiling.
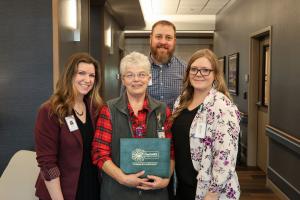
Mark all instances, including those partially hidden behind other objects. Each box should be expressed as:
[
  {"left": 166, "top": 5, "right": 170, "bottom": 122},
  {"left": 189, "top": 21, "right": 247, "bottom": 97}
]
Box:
[
  {"left": 145, "top": 0, "right": 233, "bottom": 15},
  {"left": 106, "top": 0, "right": 237, "bottom": 31}
]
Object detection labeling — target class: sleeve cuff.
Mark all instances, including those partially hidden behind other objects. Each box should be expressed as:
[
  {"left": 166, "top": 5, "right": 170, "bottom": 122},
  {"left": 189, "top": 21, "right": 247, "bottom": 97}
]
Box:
[
  {"left": 41, "top": 166, "right": 60, "bottom": 181},
  {"left": 98, "top": 157, "right": 112, "bottom": 169},
  {"left": 208, "top": 183, "right": 222, "bottom": 194}
]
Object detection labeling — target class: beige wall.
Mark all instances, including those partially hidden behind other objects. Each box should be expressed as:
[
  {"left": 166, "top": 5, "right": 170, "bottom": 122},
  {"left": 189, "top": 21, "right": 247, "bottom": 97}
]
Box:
[{"left": 124, "top": 37, "right": 213, "bottom": 63}]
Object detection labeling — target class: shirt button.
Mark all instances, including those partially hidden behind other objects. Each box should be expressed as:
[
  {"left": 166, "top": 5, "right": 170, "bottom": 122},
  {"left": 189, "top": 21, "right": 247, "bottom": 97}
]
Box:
[
  {"left": 160, "top": 82, "right": 163, "bottom": 85},
  {"left": 160, "top": 96, "right": 164, "bottom": 99},
  {"left": 160, "top": 70, "right": 162, "bottom": 73}
]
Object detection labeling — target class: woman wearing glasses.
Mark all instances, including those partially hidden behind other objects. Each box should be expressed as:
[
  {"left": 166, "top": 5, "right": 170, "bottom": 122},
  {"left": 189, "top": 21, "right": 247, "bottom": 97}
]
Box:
[
  {"left": 171, "top": 49, "right": 240, "bottom": 200},
  {"left": 92, "top": 52, "right": 174, "bottom": 200}
]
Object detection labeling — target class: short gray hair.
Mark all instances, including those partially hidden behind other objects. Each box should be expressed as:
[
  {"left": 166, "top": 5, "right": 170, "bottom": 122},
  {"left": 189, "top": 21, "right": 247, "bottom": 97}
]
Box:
[{"left": 120, "top": 52, "right": 151, "bottom": 75}]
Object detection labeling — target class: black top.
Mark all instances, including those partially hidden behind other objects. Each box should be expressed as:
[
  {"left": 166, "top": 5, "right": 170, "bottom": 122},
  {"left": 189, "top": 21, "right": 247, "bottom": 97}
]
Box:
[
  {"left": 171, "top": 107, "right": 198, "bottom": 200},
  {"left": 74, "top": 106, "right": 100, "bottom": 200}
]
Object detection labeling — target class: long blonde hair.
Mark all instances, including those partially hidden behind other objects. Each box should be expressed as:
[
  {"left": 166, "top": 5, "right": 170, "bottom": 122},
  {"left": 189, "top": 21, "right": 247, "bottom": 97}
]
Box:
[
  {"left": 171, "top": 49, "right": 231, "bottom": 121},
  {"left": 48, "top": 52, "right": 103, "bottom": 123}
]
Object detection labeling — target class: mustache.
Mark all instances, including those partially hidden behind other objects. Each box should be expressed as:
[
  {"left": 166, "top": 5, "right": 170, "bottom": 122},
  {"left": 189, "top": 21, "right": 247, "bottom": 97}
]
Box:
[{"left": 156, "top": 44, "right": 169, "bottom": 49}]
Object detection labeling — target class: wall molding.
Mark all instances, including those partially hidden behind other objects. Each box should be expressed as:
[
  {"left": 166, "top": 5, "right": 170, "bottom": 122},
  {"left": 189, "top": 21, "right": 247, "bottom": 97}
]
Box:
[
  {"left": 266, "top": 125, "right": 300, "bottom": 155},
  {"left": 267, "top": 178, "right": 290, "bottom": 200},
  {"left": 268, "top": 166, "right": 300, "bottom": 199}
]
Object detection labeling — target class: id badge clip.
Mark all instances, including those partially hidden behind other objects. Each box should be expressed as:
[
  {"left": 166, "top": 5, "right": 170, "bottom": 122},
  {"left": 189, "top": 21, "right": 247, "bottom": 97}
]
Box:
[
  {"left": 157, "top": 127, "right": 165, "bottom": 138},
  {"left": 148, "top": 74, "right": 153, "bottom": 86},
  {"left": 65, "top": 115, "right": 79, "bottom": 132},
  {"left": 135, "top": 126, "right": 143, "bottom": 137},
  {"left": 194, "top": 113, "right": 206, "bottom": 138}
]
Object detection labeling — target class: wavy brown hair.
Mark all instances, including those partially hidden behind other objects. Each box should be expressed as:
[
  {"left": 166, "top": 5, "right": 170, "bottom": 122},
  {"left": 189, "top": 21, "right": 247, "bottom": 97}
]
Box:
[
  {"left": 48, "top": 52, "right": 103, "bottom": 123},
  {"left": 171, "top": 49, "right": 231, "bottom": 121}
]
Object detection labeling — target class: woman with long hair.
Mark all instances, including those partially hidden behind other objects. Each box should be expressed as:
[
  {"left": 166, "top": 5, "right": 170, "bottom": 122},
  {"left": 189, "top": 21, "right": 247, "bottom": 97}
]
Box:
[
  {"left": 35, "top": 53, "right": 103, "bottom": 200},
  {"left": 172, "top": 49, "right": 240, "bottom": 200}
]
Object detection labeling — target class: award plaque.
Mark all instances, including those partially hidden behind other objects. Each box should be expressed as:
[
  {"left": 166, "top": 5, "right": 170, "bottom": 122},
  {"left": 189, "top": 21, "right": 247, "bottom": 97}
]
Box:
[{"left": 120, "top": 138, "right": 170, "bottom": 178}]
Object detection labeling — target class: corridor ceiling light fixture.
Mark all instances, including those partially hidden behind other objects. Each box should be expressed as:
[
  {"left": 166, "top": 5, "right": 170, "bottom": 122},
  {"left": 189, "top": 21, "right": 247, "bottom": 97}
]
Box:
[
  {"left": 66, "top": 0, "right": 77, "bottom": 30},
  {"left": 105, "top": 25, "right": 112, "bottom": 48},
  {"left": 138, "top": 0, "right": 215, "bottom": 30},
  {"left": 65, "top": 0, "right": 81, "bottom": 41},
  {"left": 105, "top": 25, "right": 114, "bottom": 54}
]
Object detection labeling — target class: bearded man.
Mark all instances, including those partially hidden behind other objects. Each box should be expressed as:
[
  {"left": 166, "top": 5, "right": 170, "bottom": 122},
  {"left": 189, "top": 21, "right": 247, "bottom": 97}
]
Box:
[
  {"left": 148, "top": 20, "right": 186, "bottom": 109},
  {"left": 147, "top": 20, "right": 186, "bottom": 200}
]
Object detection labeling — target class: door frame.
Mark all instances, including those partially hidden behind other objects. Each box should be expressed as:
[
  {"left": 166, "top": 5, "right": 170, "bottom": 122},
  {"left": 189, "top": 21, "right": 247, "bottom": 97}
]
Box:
[
  {"left": 248, "top": 26, "right": 272, "bottom": 166},
  {"left": 52, "top": 0, "right": 59, "bottom": 91}
]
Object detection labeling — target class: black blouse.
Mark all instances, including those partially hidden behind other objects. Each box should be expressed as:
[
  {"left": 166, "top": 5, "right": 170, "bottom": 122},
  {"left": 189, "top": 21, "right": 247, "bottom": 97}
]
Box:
[
  {"left": 172, "top": 107, "right": 198, "bottom": 200},
  {"left": 74, "top": 107, "right": 100, "bottom": 200}
]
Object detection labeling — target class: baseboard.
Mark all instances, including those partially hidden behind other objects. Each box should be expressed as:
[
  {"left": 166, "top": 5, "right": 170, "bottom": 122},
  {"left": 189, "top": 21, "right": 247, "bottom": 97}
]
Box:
[{"left": 267, "top": 178, "right": 290, "bottom": 200}]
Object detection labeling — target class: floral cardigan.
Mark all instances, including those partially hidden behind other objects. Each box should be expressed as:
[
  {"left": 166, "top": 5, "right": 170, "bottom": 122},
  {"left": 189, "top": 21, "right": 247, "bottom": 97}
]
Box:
[{"left": 174, "top": 88, "right": 241, "bottom": 200}]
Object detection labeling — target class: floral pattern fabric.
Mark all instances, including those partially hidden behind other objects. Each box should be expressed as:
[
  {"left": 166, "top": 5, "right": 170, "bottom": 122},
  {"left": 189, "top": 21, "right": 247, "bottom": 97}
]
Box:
[{"left": 173, "top": 88, "right": 241, "bottom": 199}]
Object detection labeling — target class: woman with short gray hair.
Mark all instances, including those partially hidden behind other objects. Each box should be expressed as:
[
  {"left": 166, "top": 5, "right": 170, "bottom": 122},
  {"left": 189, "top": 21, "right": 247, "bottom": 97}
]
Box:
[{"left": 92, "top": 51, "right": 175, "bottom": 200}]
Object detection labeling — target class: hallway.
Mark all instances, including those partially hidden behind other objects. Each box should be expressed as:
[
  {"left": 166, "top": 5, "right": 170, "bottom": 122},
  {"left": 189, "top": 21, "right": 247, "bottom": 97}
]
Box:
[
  {"left": 0, "top": 0, "right": 300, "bottom": 199},
  {"left": 238, "top": 167, "right": 280, "bottom": 200}
]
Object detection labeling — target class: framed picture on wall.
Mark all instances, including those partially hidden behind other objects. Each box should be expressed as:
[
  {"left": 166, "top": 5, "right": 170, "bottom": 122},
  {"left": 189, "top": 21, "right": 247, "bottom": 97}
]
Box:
[
  {"left": 227, "top": 53, "right": 239, "bottom": 95},
  {"left": 218, "top": 56, "right": 226, "bottom": 77}
]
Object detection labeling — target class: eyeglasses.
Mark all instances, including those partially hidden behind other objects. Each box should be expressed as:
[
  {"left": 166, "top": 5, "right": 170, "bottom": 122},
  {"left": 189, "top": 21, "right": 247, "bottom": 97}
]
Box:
[
  {"left": 123, "top": 72, "right": 149, "bottom": 80},
  {"left": 189, "top": 67, "right": 214, "bottom": 76}
]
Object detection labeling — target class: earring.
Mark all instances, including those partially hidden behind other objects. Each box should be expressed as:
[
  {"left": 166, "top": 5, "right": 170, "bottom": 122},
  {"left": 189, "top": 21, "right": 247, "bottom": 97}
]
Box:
[{"left": 212, "top": 80, "right": 217, "bottom": 87}]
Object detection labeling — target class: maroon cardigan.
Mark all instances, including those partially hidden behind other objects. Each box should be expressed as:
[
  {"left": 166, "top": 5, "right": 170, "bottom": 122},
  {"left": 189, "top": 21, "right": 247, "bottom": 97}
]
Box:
[{"left": 34, "top": 100, "right": 99, "bottom": 200}]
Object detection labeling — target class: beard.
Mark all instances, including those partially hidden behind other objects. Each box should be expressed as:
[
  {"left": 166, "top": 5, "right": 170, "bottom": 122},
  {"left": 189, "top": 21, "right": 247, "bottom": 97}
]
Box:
[{"left": 150, "top": 43, "right": 175, "bottom": 64}]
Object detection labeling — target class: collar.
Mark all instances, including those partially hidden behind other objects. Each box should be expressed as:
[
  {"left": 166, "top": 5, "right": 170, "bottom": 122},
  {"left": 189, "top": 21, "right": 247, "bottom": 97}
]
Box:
[
  {"left": 149, "top": 53, "right": 175, "bottom": 68},
  {"left": 114, "top": 92, "right": 160, "bottom": 115},
  {"left": 203, "top": 87, "right": 218, "bottom": 107},
  {"left": 127, "top": 97, "right": 150, "bottom": 116}
]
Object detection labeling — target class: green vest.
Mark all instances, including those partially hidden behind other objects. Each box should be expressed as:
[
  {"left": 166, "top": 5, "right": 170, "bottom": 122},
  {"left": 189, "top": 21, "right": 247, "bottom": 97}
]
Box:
[{"left": 100, "top": 93, "right": 168, "bottom": 200}]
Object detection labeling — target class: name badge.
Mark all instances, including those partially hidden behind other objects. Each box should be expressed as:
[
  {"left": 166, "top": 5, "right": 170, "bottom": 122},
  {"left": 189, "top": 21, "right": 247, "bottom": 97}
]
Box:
[
  {"left": 157, "top": 128, "right": 165, "bottom": 138},
  {"left": 65, "top": 115, "right": 79, "bottom": 132},
  {"left": 135, "top": 126, "right": 143, "bottom": 137},
  {"left": 194, "top": 113, "right": 206, "bottom": 138}
]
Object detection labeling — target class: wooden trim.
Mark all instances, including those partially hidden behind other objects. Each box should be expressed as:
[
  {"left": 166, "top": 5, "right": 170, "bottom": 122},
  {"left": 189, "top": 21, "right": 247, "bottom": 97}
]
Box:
[
  {"left": 267, "top": 178, "right": 289, "bottom": 200},
  {"left": 52, "top": 0, "right": 60, "bottom": 91},
  {"left": 267, "top": 126, "right": 300, "bottom": 151},
  {"left": 247, "top": 26, "right": 272, "bottom": 166},
  {"left": 247, "top": 34, "right": 260, "bottom": 166},
  {"left": 267, "top": 125, "right": 300, "bottom": 144},
  {"left": 251, "top": 26, "right": 272, "bottom": 38},
  {"left": 88, "top": 0, "right": 90, "bottom": 53}
]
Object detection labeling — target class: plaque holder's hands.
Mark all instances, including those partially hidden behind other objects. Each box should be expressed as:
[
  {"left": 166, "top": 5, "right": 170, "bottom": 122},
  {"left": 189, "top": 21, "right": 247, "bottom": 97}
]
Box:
[
  {"left": 119, "top": 170, "right": 149, "bottom": 188},
  {"left": 137, "top": 175, "right": 170, "bottom": 190},
  {"left": 136, "top": 159, "right": 175, "bottom": 190},
  {"left": 102, "top": 160, "right": 148, "bottom": 188}
]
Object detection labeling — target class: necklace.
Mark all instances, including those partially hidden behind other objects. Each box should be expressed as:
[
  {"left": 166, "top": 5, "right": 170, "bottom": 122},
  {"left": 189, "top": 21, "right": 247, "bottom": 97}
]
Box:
[{"left": 74, "top": 109, "right": 84, "bottom": 116}]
